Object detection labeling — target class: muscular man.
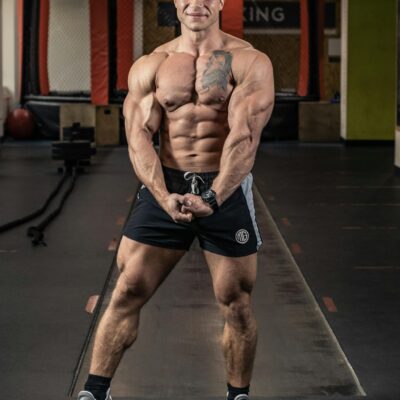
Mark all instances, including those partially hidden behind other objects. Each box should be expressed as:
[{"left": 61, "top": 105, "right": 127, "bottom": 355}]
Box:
[{"left": 78, "top": 1, "right": 274, "bottom": 399}]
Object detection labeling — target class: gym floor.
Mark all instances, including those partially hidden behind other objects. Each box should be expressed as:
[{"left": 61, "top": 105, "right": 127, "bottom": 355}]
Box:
[{"left": 0, "top": 141, "right": 399, "bottom": 400}]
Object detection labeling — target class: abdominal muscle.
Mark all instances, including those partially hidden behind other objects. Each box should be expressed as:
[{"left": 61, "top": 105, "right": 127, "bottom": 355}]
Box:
[{"left": 159, "top": 103, "right": 230, "bottom": 173}]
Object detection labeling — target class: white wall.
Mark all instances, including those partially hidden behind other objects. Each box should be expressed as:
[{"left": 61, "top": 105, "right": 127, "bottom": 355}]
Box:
[{"left": 1, "top": 0, "right": 19, "bottom": 111}]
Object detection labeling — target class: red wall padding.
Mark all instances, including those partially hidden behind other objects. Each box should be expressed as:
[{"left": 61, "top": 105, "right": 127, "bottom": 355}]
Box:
[
  {"left": 117, "top": 0, "right": 134, "bottom": 91},
  {"left": 90, "top": 0, "right": 109, "bottom": 105},
  {"left": 221, "top": 0, "right": 243, "bottom": 39},
  {"left": 297, "top": 0, "right": 310, "bottom": 96}
]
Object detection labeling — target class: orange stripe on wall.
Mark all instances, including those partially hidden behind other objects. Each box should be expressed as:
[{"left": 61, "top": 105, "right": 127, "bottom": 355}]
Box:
[
  {"left": 117, "top": 0, "right": 134, "bottom": 90},
  {"left": 221, "top": 0, "right": 243, "bottom": 39},
  {"left": 90, "top": 0, "right": 109, "bottom": 105},
  {"left": 18, "top": 0, "right": 24, "bottom": 100},
  {"left": 297, "top": 0, "right": 309, "bottom": 96},
  {"left": 39, "top": 0, "right": 50, "bottom": 95}
]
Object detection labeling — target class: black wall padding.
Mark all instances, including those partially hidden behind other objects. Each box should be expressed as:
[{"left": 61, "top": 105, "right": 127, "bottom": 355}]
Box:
[
  {"left": 307, "top": 0, "right": 320, "bottom": 98},
  {"left": 23, "top": 0, "right": 40, "bottom": 97}
]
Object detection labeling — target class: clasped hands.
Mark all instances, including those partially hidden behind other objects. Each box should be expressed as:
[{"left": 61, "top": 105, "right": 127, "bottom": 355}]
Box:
[{"left": 162, "top": 193, "right": 213, "bottom": 223}]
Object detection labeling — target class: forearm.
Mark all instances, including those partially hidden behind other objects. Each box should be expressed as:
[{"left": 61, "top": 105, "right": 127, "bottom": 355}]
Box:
[
  {"left": 128, "top": 132, "right": 169, "bottom": 206},
  {"left": 211, "top": 135, "right": 258, "bottom": 205}
]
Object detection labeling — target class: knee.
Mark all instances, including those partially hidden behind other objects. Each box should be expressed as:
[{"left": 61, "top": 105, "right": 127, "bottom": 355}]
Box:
[
  {"left": 217, "top": 291, "right": 255, "bottom": 333},
  {"left": 110, "top": 270, "right": 150, "bottom": 312},
  {"left": 228, "top": 298, "right": 255, "bottom": 331}
]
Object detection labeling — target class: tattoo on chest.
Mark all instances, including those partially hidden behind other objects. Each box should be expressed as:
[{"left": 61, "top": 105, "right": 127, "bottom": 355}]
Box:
[{"left": 201, "top": 50, "right": 232, "bottom": 92}]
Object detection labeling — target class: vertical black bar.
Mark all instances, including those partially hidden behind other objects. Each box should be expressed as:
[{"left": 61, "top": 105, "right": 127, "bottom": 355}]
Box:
[
  {"left": 308, "top": 0, "right": 320, "bottom": 98},
  {"left": 109, "top": 0, "right": 117, "bottom": 102},
  {"left": 22, "top": 0, "right": 40, "bottom": 99}
]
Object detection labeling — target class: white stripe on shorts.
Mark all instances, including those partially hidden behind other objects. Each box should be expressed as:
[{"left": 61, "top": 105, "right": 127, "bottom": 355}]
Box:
[{"left": 240, "top": 173, "right": 262, "bottom": 249}]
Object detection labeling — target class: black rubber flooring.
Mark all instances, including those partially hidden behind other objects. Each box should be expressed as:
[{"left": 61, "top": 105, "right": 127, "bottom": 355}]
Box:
[
  {"left": 0, "top": 142, "right": 137, "bottom": 399},
  {"left": 0, "top": 140, "right": 399, "bottom": 400},
  {"left": 252, "top": 142, "right": 400, "bottom": 400}
]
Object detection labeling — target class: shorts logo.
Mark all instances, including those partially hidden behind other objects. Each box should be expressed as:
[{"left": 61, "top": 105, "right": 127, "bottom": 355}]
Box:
[{"left": 235, "top": 229, "right": 249, "bottom": 244}]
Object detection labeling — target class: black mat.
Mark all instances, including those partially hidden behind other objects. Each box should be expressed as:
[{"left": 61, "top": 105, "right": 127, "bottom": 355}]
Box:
[
  {"left": 253, "top": 142, "right": 400, "bottom": 400},
  {"left": 0, "top": 142, "right": 137, "bottom": 399}
]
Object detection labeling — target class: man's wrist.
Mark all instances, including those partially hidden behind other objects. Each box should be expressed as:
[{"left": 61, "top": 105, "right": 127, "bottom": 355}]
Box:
[
  {"left": 209, "top": 186, "right": 223, "bottom": 207},
  {"left": 201, "top": 189, "right": 219, "bottom": 212},
  {"left": 156, "top": 191, "right": 171, "bottom": 208}
]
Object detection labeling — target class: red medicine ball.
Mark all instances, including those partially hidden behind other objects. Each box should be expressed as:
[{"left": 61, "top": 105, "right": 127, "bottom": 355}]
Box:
[{"left": 6, "top": 108, "right": 36, "bottom": 140}]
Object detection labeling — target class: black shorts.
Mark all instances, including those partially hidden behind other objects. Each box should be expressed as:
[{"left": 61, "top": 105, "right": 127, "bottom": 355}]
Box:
[{"left": 122, "top": 166, "right": 262, "bottom": 257}]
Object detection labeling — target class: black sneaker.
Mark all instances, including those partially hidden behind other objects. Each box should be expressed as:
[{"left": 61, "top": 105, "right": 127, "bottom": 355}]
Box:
[
  {"left": 77, "top": 387, "right": 112, "bottom": 400},
  {"left": 227, "top": 393, "right": 249, "bottom": 400}
]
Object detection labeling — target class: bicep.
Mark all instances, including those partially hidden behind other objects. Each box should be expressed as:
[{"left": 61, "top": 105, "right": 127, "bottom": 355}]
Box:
[
  {"left": 228, "top": 56, "right": 274, "bottom": 138},
  {"left": 123, "top": 60, "right": 163, "bottom": 145},
  {"left": 124, "top": 91, "right": 162, "bottom": 140}
]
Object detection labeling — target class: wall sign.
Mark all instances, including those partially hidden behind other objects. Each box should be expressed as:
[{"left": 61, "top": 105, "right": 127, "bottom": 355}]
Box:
[
  {"left": 244, "top": 1, "right": 336, "bottom": 30},
  {"left": 158, "top": 1, "right": 337, "bottom": 32}
]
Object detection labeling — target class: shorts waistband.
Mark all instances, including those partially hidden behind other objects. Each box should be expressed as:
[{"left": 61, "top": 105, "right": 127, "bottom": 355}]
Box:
[
  {"left": 162, "top": 165, "right": 219, "bottom": 195},
  {"left": 162, "top": 165, "right": 219, "bottom": 180}
]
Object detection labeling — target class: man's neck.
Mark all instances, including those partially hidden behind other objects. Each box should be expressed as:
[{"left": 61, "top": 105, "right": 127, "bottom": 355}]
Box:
[{"left": 178, "top": 24, "right": 225, "bottom": 56}]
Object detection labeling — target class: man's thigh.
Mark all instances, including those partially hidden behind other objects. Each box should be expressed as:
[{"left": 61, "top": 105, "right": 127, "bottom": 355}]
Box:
[
  {"left": 203, "top": 250, "right": 257, "bottom": 306},
  {"left": 115, "top": 236, "right": 186, "bottom": 302}
]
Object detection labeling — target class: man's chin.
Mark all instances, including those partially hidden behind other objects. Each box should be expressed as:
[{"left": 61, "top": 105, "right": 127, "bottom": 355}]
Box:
[
  {"left": 190, "top": 26, "right": 206, "bottom": 32},
  {"left": 183, "top": 20, "right": 212, "bottom": 32},
  {"left": 189, "top": 25, "right": 209, "bottom": 32}
]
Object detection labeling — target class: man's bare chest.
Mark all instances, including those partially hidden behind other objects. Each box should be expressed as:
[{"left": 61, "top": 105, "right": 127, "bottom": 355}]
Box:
[{"left": 155, "top": 50, "right": 235, "bottom": 112}]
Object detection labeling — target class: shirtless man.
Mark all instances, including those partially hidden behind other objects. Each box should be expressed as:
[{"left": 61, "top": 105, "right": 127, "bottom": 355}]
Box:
[{"left": 78, "top": 1, "right": 274, "bottom": 399}]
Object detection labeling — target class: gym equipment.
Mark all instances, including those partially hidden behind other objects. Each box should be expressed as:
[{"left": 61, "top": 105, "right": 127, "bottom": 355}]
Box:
[
  {"left": 6, "top": 108, "right": 36, "bottom": 140},
  {"left": 0, "top": 123, "right": 96, "bottom": 246}
]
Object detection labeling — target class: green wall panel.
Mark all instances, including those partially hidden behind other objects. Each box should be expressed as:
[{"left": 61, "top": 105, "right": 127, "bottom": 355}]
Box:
[{"left": 346, "top": 0, "right": 397, "bottom": 140}]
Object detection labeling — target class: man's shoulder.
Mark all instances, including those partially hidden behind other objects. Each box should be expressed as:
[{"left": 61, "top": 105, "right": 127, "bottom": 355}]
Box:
[
  {"left": 127, "top": 50, "right": 169, "bottom": 87},
  {"left": 223, "top": 32, "right": 253, "bottom": 52},
  {"left": 228, "top": 46, "right": 273, "bottom": 83},
  {"left": 130, "top": 38, "right": 178, "bottom": 72},
  {"left": 133, "top": 51, "right": 169, "bottom": 70},
  {"left": 229, "top": 44, "right": 272, "bottom": 83},
  {"left": 230, "top": 46, "right": 270, "bottom": 66},
  {"left": 126, "top": 52, "right": 166, "bottom": 94},
  {"left": 222, "top": 34, "right": 271, "bottom": 66}
]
